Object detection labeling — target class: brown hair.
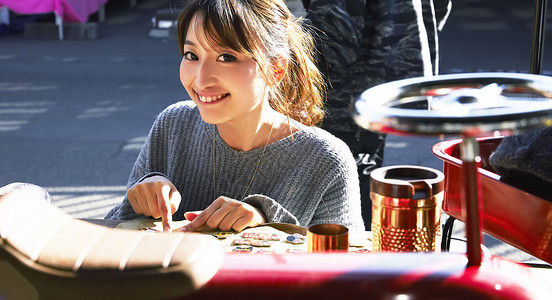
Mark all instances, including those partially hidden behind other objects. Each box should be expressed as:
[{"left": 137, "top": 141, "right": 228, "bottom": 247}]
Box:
[{"left": 177, "top": 0, "right": 326, "bottom": 126}]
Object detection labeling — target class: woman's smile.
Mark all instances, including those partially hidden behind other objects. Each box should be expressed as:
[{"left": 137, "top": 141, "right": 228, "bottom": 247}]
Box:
[{"left": 196, "top": 92, "right": 229, "bottom": 103}]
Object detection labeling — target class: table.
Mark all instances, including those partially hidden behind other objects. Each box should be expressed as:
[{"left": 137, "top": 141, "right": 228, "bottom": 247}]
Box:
[
  {"left": 85, "top": 219, "right": 373, "bottom": 254},
  {"left": 0, "top": 0, "right": 108, "bottom": 39},
  {"left": 82, "top": 218, "right": 552, "bottom": 299}
]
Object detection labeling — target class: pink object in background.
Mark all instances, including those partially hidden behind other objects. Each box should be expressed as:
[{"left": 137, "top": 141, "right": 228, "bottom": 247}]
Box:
[{"left": 0, "top": 0, "right": 108, "bottom": 23}]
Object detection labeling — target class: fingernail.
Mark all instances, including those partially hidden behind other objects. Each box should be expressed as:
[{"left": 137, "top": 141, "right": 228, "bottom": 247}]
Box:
[{"left": 184, "top": 212, "right": 198, "bottom": 221}]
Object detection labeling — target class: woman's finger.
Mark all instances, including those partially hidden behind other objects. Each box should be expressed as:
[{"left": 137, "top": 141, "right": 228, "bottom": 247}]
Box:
[
  {"left": 145, "top": 191, "right": 159, "bottom": 218},
  {"left": 231, "top": 215, "right": 251, "bottom": 232},
  {"left": 129, "top": 184, "right": 154, "bottom": 216},
  {"left": 159, "top": 185, "right": 173, "bottom": 232},
  {"left": 127, "top": 190, "right": 142, "bottom": 215},
  {"left": 184, "top": 211, "right": 201, "bottom": 221},
  {"left": 205, "top": 202, "right": 234, "bottom": 229},
  {"left": 169, "top": 188, "right": 182, "bottom": 214},
  {"left": 215, "top": 204, "right": 244, "bottom": 231},
  {"left": 179, "top": 200, "right": 222, "bottom": 232}
]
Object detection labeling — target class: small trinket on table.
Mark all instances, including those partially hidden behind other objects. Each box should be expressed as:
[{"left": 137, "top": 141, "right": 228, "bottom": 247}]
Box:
[
  {"left": 212, "top": 232, "right": 234, "bottom": 239},
  {"left": 232, "top": 246, "right": 254, "bottom": 253},
  {"left": 286, "top": 233, "right": 306, "bottom": 244}
]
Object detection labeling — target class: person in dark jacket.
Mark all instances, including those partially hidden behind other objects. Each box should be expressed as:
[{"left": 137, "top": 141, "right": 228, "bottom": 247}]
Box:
[{"left": 304, "top": 0, "right": 452, "bottom": 229}]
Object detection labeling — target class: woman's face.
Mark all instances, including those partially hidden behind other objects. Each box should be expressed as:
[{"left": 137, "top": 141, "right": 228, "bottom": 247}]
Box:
[{"left": 179, "top": 14, "right": 270, "bottom": 126}]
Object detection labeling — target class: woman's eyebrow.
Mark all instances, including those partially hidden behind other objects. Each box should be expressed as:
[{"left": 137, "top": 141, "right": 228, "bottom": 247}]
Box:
[{"left": 183, "top": 40, "right": 195, "bottom": 46}]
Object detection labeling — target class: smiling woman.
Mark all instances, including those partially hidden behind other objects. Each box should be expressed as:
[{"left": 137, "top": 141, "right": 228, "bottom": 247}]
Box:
[{"left": 104, "top": 0, "right": 365, "bottom": 233}]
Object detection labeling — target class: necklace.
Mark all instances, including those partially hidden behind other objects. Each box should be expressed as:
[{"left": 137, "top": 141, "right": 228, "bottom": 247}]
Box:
[{"left": 212, "top": 121, "right": 274, "bottom": 200}]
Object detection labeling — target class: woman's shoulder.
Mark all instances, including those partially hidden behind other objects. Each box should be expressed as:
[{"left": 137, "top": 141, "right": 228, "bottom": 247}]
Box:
[
  {"left": 294, "top": 126, "right": 354, "bottom": 162},
  {"left": 150, "top": 101, "right": 209, "bottom": 143},
  {"left": 155, "top": 100, "right": 201, "bottom": 124},
  {"left": 159, "top": 100, "right": 198, "bottom": 117},
  {"left": 275, "top": 126, "right": 356, "bottom": 179},
  {"left": 283, "top": 119, "right": 348, "bottom": 149},
  {"left": 149, "top": 101, "right": 205, "bottom": 137},
  {"left": 303, "top": 126, "right": 350, "bottom": 148}
]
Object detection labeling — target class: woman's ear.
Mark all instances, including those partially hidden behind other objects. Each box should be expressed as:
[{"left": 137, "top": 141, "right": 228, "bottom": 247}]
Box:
[{"left": 270, "top": 56, "right": 288, "bottom": 86}]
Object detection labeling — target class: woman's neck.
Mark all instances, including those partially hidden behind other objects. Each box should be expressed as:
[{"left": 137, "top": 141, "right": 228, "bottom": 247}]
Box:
[
  {"left": 216, "top": 108, "right": 279, "bottom": 152},
  {"left": 216, "top": 109, "right": 302, "bottom": 152}
]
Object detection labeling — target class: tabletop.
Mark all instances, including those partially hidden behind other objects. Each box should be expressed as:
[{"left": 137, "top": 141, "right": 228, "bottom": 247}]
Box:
[{"left": 83, "top": 218, "right": 373, "bottom": 254}]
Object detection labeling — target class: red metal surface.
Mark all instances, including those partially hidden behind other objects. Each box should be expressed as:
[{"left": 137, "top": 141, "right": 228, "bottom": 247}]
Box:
[
  {"left": 461, "top": 152, "right": 484, "bottom": 267},
  {"left": 182, "top": 252, "right": 550, "bottom": 299},
  {"left": 433, "top": 137, "right": 552, "bottom": 264},
  {"left": 458, "top": 135, "right": 486, "bottom": 268}
]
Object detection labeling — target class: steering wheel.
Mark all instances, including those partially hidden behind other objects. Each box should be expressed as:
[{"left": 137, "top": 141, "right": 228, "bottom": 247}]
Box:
[{"left": 353, "top": 72, "right": 552, "bottom": 136}]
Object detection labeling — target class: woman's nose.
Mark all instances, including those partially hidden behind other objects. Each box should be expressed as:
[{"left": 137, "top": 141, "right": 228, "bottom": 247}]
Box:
[{"left": 195, "top": 61, "right": 217, "bottom": 88}]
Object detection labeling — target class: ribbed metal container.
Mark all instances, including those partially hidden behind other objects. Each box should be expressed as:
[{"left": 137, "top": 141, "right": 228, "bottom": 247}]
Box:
[{"left": 370, "top": 165, "right": 445, "bottom": 252}]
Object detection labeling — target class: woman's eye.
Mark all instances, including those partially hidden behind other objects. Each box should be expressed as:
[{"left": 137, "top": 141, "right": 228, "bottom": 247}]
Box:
[
  {"left": 183, "top": 51, "right": 198, "bottom": 61},
  {"left": 218, "top": 54, "right": 237, "bottom": 62}
]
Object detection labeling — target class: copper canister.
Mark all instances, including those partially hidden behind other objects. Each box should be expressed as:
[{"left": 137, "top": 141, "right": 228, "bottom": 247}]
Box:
[
  {"left": 307, "top": 224, "right": 349, "bottom": 252},
  {"left": 370, "top": 165, "right": 445, "bottom": 252}
]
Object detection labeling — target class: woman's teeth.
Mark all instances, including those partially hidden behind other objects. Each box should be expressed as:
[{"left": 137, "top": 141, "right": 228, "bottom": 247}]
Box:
[{"left": 199, "top": 94, "right": 225, "bottom": 103}]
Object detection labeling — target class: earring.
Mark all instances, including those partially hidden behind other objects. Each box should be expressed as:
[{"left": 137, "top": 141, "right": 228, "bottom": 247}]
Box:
[
  {"left": 274, "top": 61, "right": 285, "bottom": 75},
  {"left": 271, "top": 57, "right": 287, "bottom": 86}
]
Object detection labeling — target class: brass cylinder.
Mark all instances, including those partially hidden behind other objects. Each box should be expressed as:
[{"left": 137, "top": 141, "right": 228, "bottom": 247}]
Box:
[
  {"left": 307, "top": 224, "right": 349, "bottom": 252},
  {"left": 370, "top": 165, "right": 444, "bottom": 252}
]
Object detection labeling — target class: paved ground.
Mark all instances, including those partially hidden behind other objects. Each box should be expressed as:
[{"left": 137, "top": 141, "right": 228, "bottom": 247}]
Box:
[
  {"left": 1, "top": 0, "right": 551, "bottom": 264},
  {"left": 1, "top": 0, "right": 184, "bottom": 218}
]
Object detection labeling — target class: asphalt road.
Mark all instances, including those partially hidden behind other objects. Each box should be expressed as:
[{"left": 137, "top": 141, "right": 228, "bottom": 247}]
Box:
[
  {"left": 1, "top": 0, "right": 185, "bottom": 217},
  {"left": 0, "top": 0, "right": 551, "bottom": 263}
]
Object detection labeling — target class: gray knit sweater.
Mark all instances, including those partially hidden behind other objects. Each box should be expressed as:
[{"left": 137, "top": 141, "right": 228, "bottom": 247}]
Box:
[{"left": 105, "top": 101, "right": 364, "bottom": 230}]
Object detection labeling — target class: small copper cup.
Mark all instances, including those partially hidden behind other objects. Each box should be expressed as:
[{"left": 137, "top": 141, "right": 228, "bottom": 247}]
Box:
[{"left": 307, "top": 224, "right": 349, "bottom": 252}]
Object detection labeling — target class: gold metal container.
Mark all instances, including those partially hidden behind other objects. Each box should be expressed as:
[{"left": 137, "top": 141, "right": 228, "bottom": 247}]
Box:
[
  {"left": 370, "top": 165, "right": 444, "bottom": 252},
  {"left": 307, "top": 224, "right": 349, "bottom": 252}
]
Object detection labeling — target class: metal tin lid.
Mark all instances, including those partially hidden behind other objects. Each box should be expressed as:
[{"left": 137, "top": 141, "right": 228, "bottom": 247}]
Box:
[{"left": 370, "top": 165, "right": 445, "bottom": 200}]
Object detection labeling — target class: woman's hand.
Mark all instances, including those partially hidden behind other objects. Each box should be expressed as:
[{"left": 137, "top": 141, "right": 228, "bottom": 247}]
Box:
[
  {"left": 127, "top": 175, "right": 181, "bottom": 232},
  {"left": 179, "top": 196, "right": 266, "bottom": 232}
]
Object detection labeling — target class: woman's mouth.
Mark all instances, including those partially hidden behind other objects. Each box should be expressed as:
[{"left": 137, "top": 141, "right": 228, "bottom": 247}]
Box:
[{"left": 197, "top": 93, "right": 228, "bottom": 103}]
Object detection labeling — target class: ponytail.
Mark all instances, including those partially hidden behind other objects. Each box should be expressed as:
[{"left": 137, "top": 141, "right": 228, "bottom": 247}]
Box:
[{"left": 272, "top": 18, "right": 326, "bottom": 126}]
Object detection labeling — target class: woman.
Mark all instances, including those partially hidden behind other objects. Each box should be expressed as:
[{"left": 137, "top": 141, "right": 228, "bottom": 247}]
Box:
[{"left": 105, "top": 0, "right": 364, "bottom": 232}]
